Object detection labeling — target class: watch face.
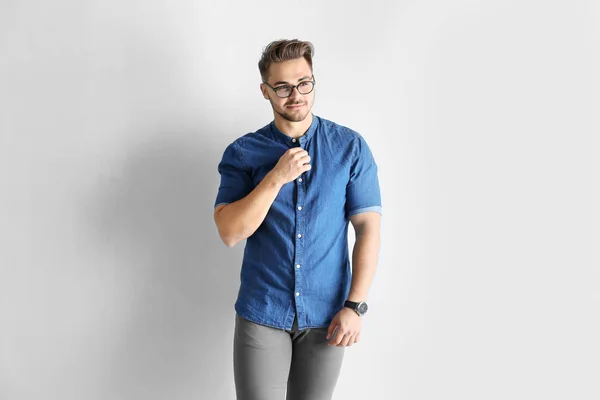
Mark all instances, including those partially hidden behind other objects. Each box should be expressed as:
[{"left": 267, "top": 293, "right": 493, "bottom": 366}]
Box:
[{"left": 357, "top": 302, "right": 368, "bottom": 315}]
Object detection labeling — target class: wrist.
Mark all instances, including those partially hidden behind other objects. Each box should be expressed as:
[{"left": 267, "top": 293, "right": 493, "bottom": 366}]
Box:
[
  {"left": 344, "top": 300, "right": 368, "bottom": 316},
  {"left": 347, "top": 292, "right": 366, "bottom": 303},
  {"left": 264, "top": 171, "right": 285, "bottom": 188}
]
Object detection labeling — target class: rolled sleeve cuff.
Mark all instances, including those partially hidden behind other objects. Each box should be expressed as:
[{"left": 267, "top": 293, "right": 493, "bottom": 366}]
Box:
[{"left": 347, "top": 205, "right": 382, "bottom": 217}]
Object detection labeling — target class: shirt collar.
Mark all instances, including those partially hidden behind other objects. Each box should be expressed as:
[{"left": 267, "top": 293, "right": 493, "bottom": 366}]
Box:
[{"left": 269, "top": 114, "right": 319, "bottom": 147}]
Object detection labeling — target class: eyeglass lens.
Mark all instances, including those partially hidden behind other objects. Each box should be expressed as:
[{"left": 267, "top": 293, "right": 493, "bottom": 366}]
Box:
[{"left": 277, "top": 81, "right": 314, "bottom": 97}]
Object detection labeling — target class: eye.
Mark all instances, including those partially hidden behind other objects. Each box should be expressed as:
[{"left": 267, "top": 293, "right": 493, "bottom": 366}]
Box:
[
  {"left": 298, "top": 81, "right": 310, "bottom": 87},
  {"left": 275, "top": 85, "right": 292, "bottom": 91}
]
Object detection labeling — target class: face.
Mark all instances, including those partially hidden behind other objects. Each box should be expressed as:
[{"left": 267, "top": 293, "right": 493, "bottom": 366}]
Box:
[{"left": 261, "top": 57, "right": 315, "bottom": 123}]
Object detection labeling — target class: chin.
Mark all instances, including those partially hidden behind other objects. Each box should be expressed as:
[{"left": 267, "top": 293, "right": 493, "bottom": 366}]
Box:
[{"left": 280, "top": 108, "right": 311, "bottom": 122}]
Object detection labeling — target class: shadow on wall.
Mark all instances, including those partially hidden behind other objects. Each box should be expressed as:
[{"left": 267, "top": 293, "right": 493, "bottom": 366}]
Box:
[{"left": 88, "top": 129, "right": 241, "bottom": 399}]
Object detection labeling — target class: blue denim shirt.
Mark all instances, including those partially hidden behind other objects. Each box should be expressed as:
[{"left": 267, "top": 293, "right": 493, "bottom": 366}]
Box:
[{"left": 214, "top": 115, "right": 382, "bottom": 330}]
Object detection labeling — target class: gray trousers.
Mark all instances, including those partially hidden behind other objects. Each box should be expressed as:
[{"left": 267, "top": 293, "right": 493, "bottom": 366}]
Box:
[{"left": 233, "top": 313, "right": 345, "bottom": 400}]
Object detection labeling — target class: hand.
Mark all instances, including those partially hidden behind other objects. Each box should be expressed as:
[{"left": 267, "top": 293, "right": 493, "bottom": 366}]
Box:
[
  {"left": 268, "top": 147, "right": 311, "bottom": 185},
  {"left": 326, "top": 307, "right": 362, "bottom": 347}
]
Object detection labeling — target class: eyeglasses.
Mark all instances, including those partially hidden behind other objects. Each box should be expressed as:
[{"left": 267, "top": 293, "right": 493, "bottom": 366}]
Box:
[{"left": 263, "top": 77, "right": 316, "bottom": 98}]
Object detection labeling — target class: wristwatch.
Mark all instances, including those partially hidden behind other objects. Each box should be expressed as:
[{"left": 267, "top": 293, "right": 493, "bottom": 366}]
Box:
[{"left": 344, "top": 300, "right": 368, "bottom": 316}]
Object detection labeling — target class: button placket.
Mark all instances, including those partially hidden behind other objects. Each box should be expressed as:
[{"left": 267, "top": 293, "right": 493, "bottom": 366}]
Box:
[{"left": 293, "top": 142, "right": 306, "bottom": 324}]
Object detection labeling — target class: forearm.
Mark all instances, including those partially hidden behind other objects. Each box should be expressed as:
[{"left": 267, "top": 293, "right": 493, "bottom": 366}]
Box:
[
  {"left": 215, "top": 171, "right": 284, "bottom": 247},
  {"left": 347, "top": 228, "right": 381, "bottom": 302}
]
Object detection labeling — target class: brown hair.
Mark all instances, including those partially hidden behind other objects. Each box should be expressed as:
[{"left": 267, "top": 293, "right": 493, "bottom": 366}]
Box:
[{"left": 258, "top": 39, "right": 315, "bottom": 83}]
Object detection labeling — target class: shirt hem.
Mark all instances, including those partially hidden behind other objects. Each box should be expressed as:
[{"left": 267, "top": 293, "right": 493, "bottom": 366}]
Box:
[{"left": 234, "top": 309, "right": 331, "bottom": 331}]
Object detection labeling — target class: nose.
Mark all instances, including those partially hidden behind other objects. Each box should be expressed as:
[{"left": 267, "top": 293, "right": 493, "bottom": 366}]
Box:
[{"left": 289, "top": 86, "right": 302, "bottom": 100}]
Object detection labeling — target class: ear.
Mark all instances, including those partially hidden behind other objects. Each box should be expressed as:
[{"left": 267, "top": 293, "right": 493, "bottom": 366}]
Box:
[{"left": 260, "top": 83, "right": 269, "bottom": 100}]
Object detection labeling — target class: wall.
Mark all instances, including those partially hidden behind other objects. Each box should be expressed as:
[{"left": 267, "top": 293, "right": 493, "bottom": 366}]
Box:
[{"left": 1, "top": 0, "right": 597, "bottom": 399}]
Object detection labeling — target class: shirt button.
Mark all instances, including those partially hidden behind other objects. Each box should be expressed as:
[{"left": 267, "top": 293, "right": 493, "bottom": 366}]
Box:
[
  {"left": 297, "top": 206, "right": 302, "bottom": 210},
  {"left": 297, "top": 234, "right": 302, "bottom": 238},
  {"left": 292, "top": 138, "right": 296, "bottom": 142},
  {"left": 298, "top": 178, "right": 303, "bottom": 182},
  {"left": 296, "top": 264, "right": 301, "bottom": 269},
  {"left": 296, "top": 292, "right": 300, "bottom": 296}
]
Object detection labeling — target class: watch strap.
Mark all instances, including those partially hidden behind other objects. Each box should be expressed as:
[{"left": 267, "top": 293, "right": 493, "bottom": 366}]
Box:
[{"left": 344, "top": 300, "right": 359, "bottom": 309}]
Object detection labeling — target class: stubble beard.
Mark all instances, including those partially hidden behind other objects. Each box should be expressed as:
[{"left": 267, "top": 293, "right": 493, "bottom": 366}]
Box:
[{"left": 270, "top": 98, "right": 312, "bottom": 122}]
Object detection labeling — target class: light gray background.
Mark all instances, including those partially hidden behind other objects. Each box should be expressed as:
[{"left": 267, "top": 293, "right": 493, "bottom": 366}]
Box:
[{"left": 1, "top": 0, "right": 598, "bottom": 399}]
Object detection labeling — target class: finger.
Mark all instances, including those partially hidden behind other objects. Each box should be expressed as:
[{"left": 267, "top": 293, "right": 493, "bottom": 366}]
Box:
[
  {"left": 287, "top": 147, "right": 306, "bottom": 154},
  {"left": 345, "top": 335, "right": 356, "bottom": 347},
  {"left": 348, "top": 335, "right": 356, "bottom": 346},
  {"left": 296, "top": 157, "right": 310, "bottom": 166},
  {"left": 354, "top": 333, "right": 361, "bottom": 344},
  {"left": 292, "top": 151, "right": 310, "bottom": 161},
  {"left": 338, "top": 334, "right": 351, "bottom": 347},
  {"left": 329, "top": 329, "right": 344, "bottom": 346},
  {"left": 326, "top": 323, "right": 337, "bottom": 340},
  {"left": 292, "top": 150, "right": 309, "bottom": 158}
]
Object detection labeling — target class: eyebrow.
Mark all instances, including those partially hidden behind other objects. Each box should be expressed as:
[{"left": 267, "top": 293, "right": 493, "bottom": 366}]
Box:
[{"left": 272, "top": 75, "right": 312, "bottom": 86}]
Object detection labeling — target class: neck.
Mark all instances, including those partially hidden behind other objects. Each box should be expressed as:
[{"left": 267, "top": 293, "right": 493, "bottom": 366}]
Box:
[{"left": 273, "top": 112, "right": 314, "bottom": 140}]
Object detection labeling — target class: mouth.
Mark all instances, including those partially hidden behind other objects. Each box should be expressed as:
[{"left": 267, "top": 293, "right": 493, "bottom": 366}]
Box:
[{"left": 286, "top": 103, "right": 305, "bottom": 109}]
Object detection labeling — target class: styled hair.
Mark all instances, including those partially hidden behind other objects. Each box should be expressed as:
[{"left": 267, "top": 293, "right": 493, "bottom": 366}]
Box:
[{"left": 258, "top": 39, "right": 314, "bottom": 82}]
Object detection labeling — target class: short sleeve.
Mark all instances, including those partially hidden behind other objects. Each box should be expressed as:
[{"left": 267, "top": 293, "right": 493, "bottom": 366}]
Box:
[
  {"left": 214, "top": 141, "right": 253, "bottom": 208},
  {"left": 345, "top": 135, "right": 382, "bottom": 217}
]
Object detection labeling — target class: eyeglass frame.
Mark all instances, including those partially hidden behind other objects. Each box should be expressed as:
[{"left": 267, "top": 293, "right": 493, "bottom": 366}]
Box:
[{"left": 262, "top": 76, "right": 317, "bottom": 98}]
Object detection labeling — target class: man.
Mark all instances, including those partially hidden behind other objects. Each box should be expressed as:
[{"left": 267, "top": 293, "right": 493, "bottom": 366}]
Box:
[{"left": 213, "top": 39, "right": 382, "bottom": 400}]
